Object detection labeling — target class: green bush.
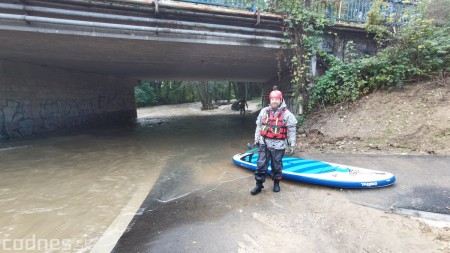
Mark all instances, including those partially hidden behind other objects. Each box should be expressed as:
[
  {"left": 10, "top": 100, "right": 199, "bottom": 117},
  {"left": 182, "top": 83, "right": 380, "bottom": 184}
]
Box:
[
  {"left": 308, "top": 9, "right": 449, "bottom": 110},
  {"left": 135, "top": 82, "right": 157, "bottom": 107}
]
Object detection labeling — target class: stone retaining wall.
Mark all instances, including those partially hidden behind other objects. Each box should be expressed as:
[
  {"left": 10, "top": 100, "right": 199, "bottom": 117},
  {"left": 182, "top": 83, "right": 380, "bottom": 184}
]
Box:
[{"left": 0, "top": 60, "right": 137, "bottom": 139}]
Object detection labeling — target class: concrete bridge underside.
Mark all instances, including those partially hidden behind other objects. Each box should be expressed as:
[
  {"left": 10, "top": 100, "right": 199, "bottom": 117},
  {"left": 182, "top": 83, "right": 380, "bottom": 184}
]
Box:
[
  {"left": 0, "top": 0, "right": 287, "bottom": 139},
  {"left": 0, "top": 0, "right": 375, "bottom": 139},
  {"left": 1, "top": 30, "right": 282, "bottom": 81},
  {"left": 0, "top": 0, "right": 285, "bottom": 81}
]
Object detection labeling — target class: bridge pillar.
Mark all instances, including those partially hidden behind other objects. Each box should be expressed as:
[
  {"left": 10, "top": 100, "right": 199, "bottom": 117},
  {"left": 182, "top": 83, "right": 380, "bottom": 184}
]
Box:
[{"left": 0, "top": 60, "right": 137, "bottom": 139}]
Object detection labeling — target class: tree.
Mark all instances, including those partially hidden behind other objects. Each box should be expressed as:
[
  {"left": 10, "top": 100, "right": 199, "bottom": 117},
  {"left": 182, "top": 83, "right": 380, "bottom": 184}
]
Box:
[{"left": 135, "top": 81, "right": 157, "bottom": 107}]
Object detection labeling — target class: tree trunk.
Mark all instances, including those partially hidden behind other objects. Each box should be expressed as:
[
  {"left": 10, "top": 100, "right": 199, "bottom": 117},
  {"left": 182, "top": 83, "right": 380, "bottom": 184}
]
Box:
[
  {"left": 195, "top": 81, "right": 212, "bottom": 110},
  {"left": 227, "top": 81, "right": 231, "bottom": 103}
]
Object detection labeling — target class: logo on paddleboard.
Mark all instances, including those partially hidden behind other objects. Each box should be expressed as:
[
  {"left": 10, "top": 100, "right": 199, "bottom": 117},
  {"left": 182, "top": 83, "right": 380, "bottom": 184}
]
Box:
[{"left": 361, "top": 182, "right": 377, "bottom": 187}]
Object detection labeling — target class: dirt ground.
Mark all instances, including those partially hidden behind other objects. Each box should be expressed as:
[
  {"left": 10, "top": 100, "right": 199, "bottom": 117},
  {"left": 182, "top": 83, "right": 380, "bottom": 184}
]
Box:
[
  {"left": 293, "top": 78, "right": 450, "bottom": 252},
  {"left": 298, "top": 77, "right": 450, "bottom": 156}
]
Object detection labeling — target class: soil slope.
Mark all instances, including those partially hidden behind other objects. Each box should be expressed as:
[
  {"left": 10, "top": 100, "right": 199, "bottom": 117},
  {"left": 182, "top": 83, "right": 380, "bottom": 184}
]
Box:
[{"left": 298, "top": 78, "right": 450, "bottom": 156}]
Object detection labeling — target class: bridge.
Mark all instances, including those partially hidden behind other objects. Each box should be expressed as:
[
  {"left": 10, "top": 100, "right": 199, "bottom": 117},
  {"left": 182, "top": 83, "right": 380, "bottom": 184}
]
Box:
[{"left": 0, "top": 0, "right": 409, "bottom": 139}]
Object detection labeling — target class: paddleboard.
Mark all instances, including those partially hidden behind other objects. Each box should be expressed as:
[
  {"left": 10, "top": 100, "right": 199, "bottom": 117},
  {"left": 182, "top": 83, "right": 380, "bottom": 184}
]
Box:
[{"left": 232, "top": 152, "right": 396, "bottom": 189}]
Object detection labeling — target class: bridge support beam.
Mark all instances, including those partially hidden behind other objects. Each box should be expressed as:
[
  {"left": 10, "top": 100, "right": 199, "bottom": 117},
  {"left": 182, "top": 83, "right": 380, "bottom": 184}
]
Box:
[{"left": 0, "top": 60, "right": 137, "bottom": 139}]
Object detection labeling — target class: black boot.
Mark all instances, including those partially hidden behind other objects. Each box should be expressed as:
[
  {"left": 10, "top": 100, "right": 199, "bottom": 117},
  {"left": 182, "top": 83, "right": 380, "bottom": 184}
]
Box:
[
  {"left": 273, "top": 180, "right": 280, "bottom": 192},
  {"left": 250, "top": 182, "right": 264, "bottom": 195}
]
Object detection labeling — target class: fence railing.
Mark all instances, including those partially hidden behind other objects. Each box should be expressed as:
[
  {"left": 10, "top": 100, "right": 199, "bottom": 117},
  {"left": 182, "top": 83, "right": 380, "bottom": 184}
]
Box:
[
  {"left": 175, "top": 0, "right": 416, "bottom": 24},
  {"left": 177, "top": 0, "right": 249, "bottom": 9}
]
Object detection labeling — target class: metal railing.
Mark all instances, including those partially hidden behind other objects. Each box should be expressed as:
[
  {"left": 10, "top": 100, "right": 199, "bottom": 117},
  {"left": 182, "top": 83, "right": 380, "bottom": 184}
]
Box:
[
  {"left": 334, "top": 0, "right": 373, "bottom": 23},
  {"left": 176, "top": 0, "right": 250, "bottom": 9},
  {"left": 175, "top": 0, "right": 416, "bottom": 24},
  {"left": 177, "top": 0, "right": 272, "bottom": 11}
]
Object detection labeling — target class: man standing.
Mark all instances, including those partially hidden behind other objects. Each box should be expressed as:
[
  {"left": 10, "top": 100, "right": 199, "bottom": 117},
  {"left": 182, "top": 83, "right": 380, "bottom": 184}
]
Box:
[
  {"left": 238, "top": 97, "right": 248, "bottom": 116},
  {"left": 251, "top": 89, "right": 297, "bottom": 195}
]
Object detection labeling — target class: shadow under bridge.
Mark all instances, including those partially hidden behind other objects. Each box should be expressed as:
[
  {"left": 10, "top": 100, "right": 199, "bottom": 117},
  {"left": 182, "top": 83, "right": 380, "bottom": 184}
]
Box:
[{"left": 0, "top": 0, "right": 288, "bottom": 81}]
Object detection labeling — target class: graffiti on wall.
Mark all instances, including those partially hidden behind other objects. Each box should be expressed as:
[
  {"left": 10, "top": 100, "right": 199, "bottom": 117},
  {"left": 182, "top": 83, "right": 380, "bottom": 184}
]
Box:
[
  {"left": 40, "top": 94, "right": 130, "bottom": 129},
  {"left": 0, "top": 100, "right": 35, "bottom": 140},
  {"left": 39, "top": 98, "right": 95, "bottom": 129},
  {"left": 1, "top": 93, "right": 133, "bottom": 139}
]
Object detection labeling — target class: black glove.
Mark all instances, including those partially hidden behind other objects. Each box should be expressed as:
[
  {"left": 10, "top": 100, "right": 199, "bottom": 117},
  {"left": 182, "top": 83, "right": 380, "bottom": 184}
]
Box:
[
  {"left": 247, "top": 141, "right": 259, "bottom": 149},
  {"left": 288, "top": 146, "right": 296, "bottom": 155}
]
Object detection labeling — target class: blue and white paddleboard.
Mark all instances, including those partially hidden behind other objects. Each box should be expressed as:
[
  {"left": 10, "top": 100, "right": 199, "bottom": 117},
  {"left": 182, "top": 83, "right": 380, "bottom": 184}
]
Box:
[{"left": 232, "top": 152, "right": 396, "bottom": 189}]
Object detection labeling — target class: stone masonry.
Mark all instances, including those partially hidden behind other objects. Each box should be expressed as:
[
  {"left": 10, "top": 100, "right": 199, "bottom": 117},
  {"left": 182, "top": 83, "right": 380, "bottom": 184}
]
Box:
[{"left": 0, "top": 60, "right": 137, "bottom": 140}]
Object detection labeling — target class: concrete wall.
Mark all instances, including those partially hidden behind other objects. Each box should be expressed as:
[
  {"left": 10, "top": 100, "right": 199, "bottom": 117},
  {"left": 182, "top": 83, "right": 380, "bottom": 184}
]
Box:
[
  {"left": 331, "top": 30, "right": 378, "bottom": 60},
  {"left": 0, "top": 60, "right": 137, "bottom": 140}
]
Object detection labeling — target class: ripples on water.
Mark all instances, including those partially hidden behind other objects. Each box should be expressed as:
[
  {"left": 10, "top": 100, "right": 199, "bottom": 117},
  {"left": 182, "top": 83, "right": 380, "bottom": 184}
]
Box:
[{"left": 0, "top": 113, "right": 255, "bottom": 252}]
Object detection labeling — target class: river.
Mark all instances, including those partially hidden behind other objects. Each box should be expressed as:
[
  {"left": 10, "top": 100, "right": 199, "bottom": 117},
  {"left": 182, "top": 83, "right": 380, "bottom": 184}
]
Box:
[{"left": 0, "top": 102, "right": 257, "bottom": 252}]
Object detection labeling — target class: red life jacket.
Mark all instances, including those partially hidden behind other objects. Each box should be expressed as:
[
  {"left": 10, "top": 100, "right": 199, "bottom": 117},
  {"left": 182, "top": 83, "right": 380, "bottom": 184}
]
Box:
[{"left": 260, "top": 108, "right": 288, "bottom": 140}]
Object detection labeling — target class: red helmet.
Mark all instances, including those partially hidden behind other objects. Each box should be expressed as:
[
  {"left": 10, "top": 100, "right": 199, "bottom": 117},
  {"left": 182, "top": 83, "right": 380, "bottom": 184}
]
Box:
[{"left": 269, "top": 90, "right": 282, "bottom": 99}]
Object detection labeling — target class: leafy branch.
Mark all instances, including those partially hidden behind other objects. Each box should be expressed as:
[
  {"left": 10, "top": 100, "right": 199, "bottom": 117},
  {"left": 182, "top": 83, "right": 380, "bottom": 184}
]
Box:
[{"left": 276, "top": 0, "right": 333, "bottom": 113}]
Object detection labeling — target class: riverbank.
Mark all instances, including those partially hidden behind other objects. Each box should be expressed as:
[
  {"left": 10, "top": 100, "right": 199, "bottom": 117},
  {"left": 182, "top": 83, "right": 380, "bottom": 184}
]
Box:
[
  {"left": 137, "top": 99, "right": 261, "bottom": 118},
  {"left": 298, "top": 78, "right": 450, "bottom": 156},
  {"left": 138, "top": 79, "right": 449, "bottom": 157},
  {"left": 133, "top": 83, "right": 450, "bottom": 252}
]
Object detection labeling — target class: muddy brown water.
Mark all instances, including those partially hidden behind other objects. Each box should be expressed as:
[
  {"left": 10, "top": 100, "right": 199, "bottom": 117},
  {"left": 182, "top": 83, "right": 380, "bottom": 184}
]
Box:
[{"left": 0, "top": 107, "right": 255, "bottom": 252}]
